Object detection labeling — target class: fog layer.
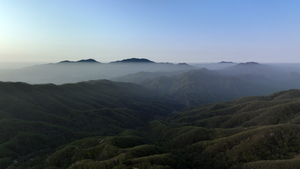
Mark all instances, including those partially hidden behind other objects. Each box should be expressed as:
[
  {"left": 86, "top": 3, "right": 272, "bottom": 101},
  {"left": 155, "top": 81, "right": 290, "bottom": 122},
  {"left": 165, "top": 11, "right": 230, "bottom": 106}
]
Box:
[{"left": 0, "top": 61, "right": 193, "bottom": 84}]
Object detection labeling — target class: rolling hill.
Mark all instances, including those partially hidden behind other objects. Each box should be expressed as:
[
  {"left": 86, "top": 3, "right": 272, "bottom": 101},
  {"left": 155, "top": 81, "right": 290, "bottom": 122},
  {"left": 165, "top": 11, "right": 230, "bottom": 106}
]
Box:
[
  {"left": 3, "top": 60, "right": 300, "bottom": 168},
  {"left": 0, "top": 80, "right": 183, "bottom": 169},
  {"left": 41, "top": 89, "right": 300, "bottom": 169},
  {"left": 146, "top": 89, "right": 300, "bottom": 169}
]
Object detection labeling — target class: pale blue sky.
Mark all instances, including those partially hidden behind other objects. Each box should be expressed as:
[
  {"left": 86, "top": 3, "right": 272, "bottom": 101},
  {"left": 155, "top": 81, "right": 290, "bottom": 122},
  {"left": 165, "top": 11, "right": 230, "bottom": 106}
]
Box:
[{"left": 0, "top": 0, "right": 299, "bottom": 63}]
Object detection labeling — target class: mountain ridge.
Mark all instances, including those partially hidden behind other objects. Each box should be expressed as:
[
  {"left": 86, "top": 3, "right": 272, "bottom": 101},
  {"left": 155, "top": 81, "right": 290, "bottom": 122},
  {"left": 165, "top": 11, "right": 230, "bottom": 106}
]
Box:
[
  {"left": 140, "top": 69, "right": 280, "bottom": 106},
  {"left": 58, "top": 58, "right": 100, "bottom": 64},
  {"left": 110, "top": 58, "right": 155, "bottom": 63}
]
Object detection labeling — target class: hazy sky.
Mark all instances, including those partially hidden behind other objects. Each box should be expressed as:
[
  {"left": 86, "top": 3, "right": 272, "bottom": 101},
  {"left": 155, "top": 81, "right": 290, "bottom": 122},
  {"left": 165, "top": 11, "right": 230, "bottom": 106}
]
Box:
[{"left": 1, "top": 0, "right": 300, "bottom": 64}]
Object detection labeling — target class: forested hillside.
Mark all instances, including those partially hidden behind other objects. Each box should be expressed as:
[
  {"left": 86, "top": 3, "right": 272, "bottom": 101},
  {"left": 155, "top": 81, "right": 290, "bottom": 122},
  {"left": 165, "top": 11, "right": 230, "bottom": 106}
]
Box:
[
  {"left": 3, "top": 79, "right": 300, "bottom": 169},
  {"left": 0, "top": 80, "right": 183, "bottom": 169},
  {"left": 40, "top": 89, "right": 300, "bottom": 169}
]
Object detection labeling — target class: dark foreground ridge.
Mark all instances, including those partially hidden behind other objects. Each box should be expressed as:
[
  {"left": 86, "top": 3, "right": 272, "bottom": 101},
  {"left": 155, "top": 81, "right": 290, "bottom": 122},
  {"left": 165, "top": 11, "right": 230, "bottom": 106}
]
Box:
[
  {"left": 2, "top": 77, "right": 300, "bottom": 168},
  {"left": 0, "top": 80, "right": 183, "bottom": 169}
]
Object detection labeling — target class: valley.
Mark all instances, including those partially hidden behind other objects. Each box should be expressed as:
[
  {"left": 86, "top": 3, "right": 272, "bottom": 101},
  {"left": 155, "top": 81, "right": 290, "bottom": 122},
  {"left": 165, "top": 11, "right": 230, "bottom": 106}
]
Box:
[{"left": 1, "top": 59, "right": 300, "bottom": 168}]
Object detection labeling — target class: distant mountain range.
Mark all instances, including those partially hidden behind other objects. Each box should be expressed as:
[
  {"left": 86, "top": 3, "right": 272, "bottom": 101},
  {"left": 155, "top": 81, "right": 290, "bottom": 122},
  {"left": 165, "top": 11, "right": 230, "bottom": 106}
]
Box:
[
  {"left": 217, "top": 62, "right": 288, "bottom": 80},
  {"left": 2, "top": 58, "right": 300, "bottom": 168},
  {"left": 0, "top": 58, "right": 194, "bottom": 84},
  {"left": 2, "top": 58, "right": 300, "bottom": 106},
  {"left": 112, "top": 61, "right": 300, "bottom": 106},
  {"left": 138, "top": 69, "right": 280, "bottom": 105}
]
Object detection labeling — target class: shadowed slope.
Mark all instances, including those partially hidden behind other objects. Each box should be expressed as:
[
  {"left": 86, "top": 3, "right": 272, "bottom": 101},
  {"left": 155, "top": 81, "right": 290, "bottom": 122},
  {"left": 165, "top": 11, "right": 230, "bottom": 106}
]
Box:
[{"left": 0, "top": 80, "right": 183, "bottom": 169}]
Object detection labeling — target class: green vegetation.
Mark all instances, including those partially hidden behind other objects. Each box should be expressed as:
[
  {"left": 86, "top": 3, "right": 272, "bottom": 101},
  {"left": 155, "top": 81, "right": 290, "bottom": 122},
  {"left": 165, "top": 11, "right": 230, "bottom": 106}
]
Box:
[
  {"left": 3, "top": 79, "right": 300, "bottom": 168},
  {"left": 145, "top": 89, "right": 300, "bottom": 169},
  {"left": 0, "top": 80, "right": 183, "bottom": 169},
  {"left": 44, "top": 131, "right": 184, "bottom": 169}
]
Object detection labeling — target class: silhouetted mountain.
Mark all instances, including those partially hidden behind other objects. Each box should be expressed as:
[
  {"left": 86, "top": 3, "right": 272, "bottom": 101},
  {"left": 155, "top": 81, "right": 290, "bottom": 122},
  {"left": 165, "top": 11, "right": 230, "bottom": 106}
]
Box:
[
  {"left": 239, "top": 61, "right": 259, "bottom": 65},
  {"left": 219, "top": 61, "right": 234, "bottom": 64},
  {"left": 140, "top": 69, "right": 279, "bottom": 106},
  {"left": 59, "top": 60, "right": 72, "bottom": 63},
  {"left": 77, "top": 58, "right": 99, "bottom": 63},
  {"left": 110, "top": 58, "right": 155, "bottom": 63},
  {"left": 0, "top": 58, "right": 194, "bottom": 84},
  {"left": 177, "top": 63, "right": 190, "bottom": 66},
  {"left": 58, "top": 58, "right": 100, "bottom": 64}
]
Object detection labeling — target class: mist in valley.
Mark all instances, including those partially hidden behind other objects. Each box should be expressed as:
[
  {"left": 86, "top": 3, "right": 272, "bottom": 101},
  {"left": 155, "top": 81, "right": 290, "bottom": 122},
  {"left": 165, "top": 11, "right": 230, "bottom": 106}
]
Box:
[
  {"left": 1, "top": 58, "right": 300, "bottom": 106},
  {"left": 2, "top": 59, "right": 300, "bottom": 93},
  {"left": 2, "top": 0, "right": 300, "bottom": 168},
  {"left": 0, "top": 58, "right": 194, "bottom": 84}
]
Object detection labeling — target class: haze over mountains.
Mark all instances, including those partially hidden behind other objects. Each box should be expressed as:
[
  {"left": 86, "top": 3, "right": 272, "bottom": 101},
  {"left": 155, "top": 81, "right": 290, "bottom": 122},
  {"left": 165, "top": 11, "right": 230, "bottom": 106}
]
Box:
[
  {"left": 2, "top": 58, "right": 300, "bottom": 168},
  {"left": 1, "top": 58, "right": 300, "bottom": 105},
  {"left": 0, "top": 58, "right": 193, "bottom": 84},
  {"left": 111, "top": 59, "right": 300, "bottom": 105}
]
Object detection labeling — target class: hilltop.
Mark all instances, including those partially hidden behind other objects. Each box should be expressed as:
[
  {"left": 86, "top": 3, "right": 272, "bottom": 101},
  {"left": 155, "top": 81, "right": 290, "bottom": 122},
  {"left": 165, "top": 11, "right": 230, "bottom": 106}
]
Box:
[
  {"left": 110, "top": 58, "right": 155, "bottom": 63},
  {"left": 59, "top": 58, "right": 100, "bottom": 64},
  {"left": 219, "top": 61, "right": 234, "bottom": 64}
]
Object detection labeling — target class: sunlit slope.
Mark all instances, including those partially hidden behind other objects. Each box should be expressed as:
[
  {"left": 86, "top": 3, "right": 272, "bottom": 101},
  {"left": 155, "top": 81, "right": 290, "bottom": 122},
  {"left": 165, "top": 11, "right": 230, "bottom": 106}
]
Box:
[
  {"left": 44, "top": 130, "right": 186, "bottom": 169},
  {"left": 169, "top": 89, "right": 300, "bottom": 127},
  {"left": 145, "top": 89, "right": 300, "bottom": 169},
  {"left": 0, "top": 80, "right": 183, "bottom": 169},
  {"left": 43, "top": 89, "right": 300, "bottom": 169},
  {"left": 141, "top": 69, "right": 280, "bottom": 106}
]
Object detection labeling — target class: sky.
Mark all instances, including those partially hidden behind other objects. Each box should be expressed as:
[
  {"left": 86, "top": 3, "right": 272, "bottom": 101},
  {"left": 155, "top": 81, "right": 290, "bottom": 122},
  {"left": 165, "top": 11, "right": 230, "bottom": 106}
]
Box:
[{"left": 0, "top": 0, "right": 300, "bottom": 65}]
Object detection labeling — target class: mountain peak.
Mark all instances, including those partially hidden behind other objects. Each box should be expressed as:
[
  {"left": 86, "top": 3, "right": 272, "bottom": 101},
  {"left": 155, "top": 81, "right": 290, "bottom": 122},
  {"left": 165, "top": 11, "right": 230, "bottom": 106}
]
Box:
[
  {"left": 111, "top": 58, "right": 155, "bottom": 63},
  {"left": 59, "top": 60, "right": 72, "bottom": 63},
  {"left": 219, "top": 61, "right": 234, "bottom": 64},
  {"left": 58, "top": 59, "right": 100, "bottom": 64},
  {"left": 238, "top": 62, "right": 259, "bottom": 65},
  {"left": 177, "top": 63, "right": 190, "bottom": 66},
  {"left": 77, "top": 59, "right": 99, "bottom": 63}
]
